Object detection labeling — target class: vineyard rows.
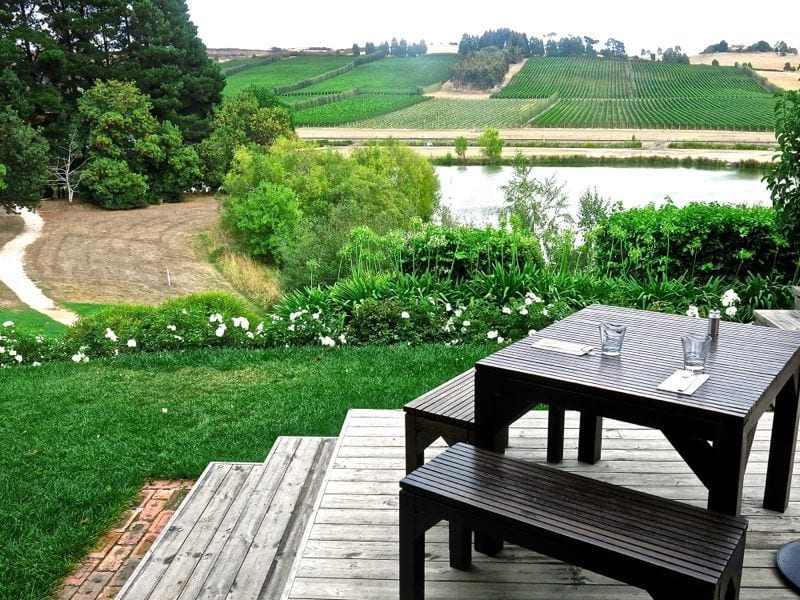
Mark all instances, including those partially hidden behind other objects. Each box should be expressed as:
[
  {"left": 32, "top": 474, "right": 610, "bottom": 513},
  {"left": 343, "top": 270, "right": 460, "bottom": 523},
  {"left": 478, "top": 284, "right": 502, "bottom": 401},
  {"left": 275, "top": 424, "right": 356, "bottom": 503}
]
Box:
[
  {"left": 532, "top": 97, "right": 776, "bottom": 130},
  {"left": 292, "top": 94, "right": 429, "bottom": 126},
  {"left": 301, "top": 55, "right": 459, "bottom": 94},
  {"left": 356, "top": 98, "right": 549, "bottom": 128},
  {"left": 223, "top": 55, "right": 352, "bottom": 96},
  {"left": 496, "top": 57, "right": 770, "bottom": 99}
]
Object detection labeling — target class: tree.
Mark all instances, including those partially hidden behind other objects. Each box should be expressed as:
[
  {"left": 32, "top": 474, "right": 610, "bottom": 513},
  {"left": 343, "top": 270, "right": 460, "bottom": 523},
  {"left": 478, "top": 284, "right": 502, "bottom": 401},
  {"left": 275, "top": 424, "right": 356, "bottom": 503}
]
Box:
[
  {"left": 418, "top": 39, "right": 427, "bottom": 56},
  {"left": 764, "top": 91, "right": 800, "bottom": 257},
  {"left": 0, "top": 108, "right": 50, "bottom": 212},
  {"left": 352, "top": 43, "right": 360, "bottom": 57},
  {"left": 365, "top": 41, "right": 375, "bottom": 54},
  {"left": 501, "top": 154, "right": 573, "bottom": 264},
  {"left": 390, "top": 37, "right": 399, "bottom": 56},
  {"left": 0, "top": 164, "right": 6, "bottom": 191},
  {"left": 600, "top": 38, "right": 626, "bottom": 58},
  {"left": 49, "top": 129, "right": 87, "bottom": 203},
  {"left": 79, "top": 80, "right": 199, "bottom": 209},
  {"left": 477, "top": 128, "right": 504, "bottom": 162},
  {"left": 398, "top": 39, "right": 408, "bottom": 58},
  {"left": 198, "top": 86, "right": 294, "bottom": 187},
  {"left": 454, "top": 136, "right": 468, "bottom": 162}
]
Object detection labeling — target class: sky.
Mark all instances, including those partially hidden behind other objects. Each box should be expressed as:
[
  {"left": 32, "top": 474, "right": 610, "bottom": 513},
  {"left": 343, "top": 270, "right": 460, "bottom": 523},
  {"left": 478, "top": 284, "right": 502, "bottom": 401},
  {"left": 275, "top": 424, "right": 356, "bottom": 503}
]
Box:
[{"left": 185, "top": 0, "right": 798, "bottom": 57}]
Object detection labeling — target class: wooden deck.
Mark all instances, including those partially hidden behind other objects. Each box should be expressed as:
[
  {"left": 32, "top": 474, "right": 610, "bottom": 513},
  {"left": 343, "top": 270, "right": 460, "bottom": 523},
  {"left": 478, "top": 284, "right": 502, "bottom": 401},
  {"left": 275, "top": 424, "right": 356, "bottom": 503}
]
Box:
[{"left": 283, "top": 409, "right": 800, "bottom": 599}]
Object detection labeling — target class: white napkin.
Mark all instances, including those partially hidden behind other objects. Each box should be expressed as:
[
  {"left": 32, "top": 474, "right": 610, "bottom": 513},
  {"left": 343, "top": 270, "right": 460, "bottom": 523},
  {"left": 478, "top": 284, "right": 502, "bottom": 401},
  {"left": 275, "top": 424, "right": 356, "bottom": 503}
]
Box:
[
  {"left": 657, "top": 370, "right": 710, "bottom": 395},
  {"left": 532, "top": 338, "right": 593, "bottom": 356}
]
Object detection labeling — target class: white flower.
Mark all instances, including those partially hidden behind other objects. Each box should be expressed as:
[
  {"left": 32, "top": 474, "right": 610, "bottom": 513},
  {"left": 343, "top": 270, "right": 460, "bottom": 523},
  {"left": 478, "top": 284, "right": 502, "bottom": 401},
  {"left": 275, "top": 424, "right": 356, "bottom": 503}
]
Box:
[
  {"left": 127, "top": 339, "right": 137, "bottom": 348},
  {"left": 427, "top": 296, "right": 436, "bottom": 305},
  {"left": 462, "top": 320, "right": 471, "bottom": 327},
  {"left": 2, "top": 321, "right": 13, "bottom": 327},
  {"left": 256, "top": 322, "right": 264, "bottom": 333},
  {"left": 525, "top": 292, "right": 543, "bottom": 303},
  {"left": 502, "top": 307, "right": 512, "bottom": 314},
  {"left": 0, "top": 346, "right": 4, "bottom": 353},
  {"left": 246, "top": 331, "right": 255, "bottom": 339},
  {"left": 166, "top": 324, "right": 177, "bottom": 331},
  {"left": 524, "top": 297, "right": 533, "bottom": 305},
  {"left": 528, "top": 329, "right": 537, "bottom": 337},
  {"left": 320, "top": 335, "right": 336, "bottom": 347},
  {"left": 32, "top": 361, "right": 41, "bottom": 367},
  {"left": 71, "top": 351, "right": 84, "bottom": 363},
  {"left": 400, "top": 311, "right": 410, "bottom": 319},
  {"left": 519, "top": 308, "right": 528, "bottom": 316},
  {"left": 338, "top": 333, "right": 347, "bottom": 345},
  {"left": 161, "top": 407, "right": 168, "bottom": 414},
  {"left": 8, "top": 349, "right": 16, "bottom": 357},
  {"left": 14, "top": 354, "right": 23, "bottom": 363},
  {"left": 686, "top": 305, "right": 700, "bottom": 318},
  {"left": 209, "top": 313, "right": 224, "bottom": 323},
  {"left": 35, "top": 335, "right": 43, "bottom": 343},
  {"left": 232, "top": 316, "right": 250, "bottom": 330},
  {"left": 721, "top": 289, "right": 740, "bottom": 307},
  {"left": 542, "top": 309, "right": 549, "bottom": 317},
  {"left": 181, "top": 309, "right": 188, "bottom": 315},
  {"left": 173, "top": 335, "right": 184, "bottom": 341},
  {"left": 497, "top": 336, "right": 504, "bottom": 344},
  {"left": 725, "top": 306, "right": 738, "bottom": 317},
  {"left": 104, "top": 328, "right": 118, "bottom": 342},
  {"left": 445, "top": 303, "right": 452, "bottom": 312},
  {"left": 312, "top": 311, "right": 321, "bottom": 320},
  {"left": 287, "top": 323, "right": 296, "bottom": 332},
  {"left": 215, "top": 324, "right": 226, "bottom": 337},
  {"left": 454, "top": 309, "right": 463, "bottom": 318},
  {"left": 289, "top": 310, "right": 303, "bottom": 322},
  {"left": 487, "top": 330, "right": 499, "bottom": 340}
]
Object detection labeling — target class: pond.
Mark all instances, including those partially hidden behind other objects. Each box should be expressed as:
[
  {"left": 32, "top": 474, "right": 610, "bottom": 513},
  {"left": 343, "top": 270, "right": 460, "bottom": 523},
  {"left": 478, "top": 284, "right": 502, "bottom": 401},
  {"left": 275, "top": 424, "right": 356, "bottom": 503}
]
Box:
[{"left": 436, "top": 165, "right": 770, "bottom": 225}]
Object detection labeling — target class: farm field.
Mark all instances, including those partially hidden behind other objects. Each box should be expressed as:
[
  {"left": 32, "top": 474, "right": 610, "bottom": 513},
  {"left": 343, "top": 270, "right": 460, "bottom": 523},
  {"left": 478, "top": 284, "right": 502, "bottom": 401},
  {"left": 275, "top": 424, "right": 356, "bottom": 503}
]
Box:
[
  {"left": 223, "top": 55, "right": 352, "bottom": 96},
  {"left": 292, "top": 94, "right": 429, "bottom": 126},
  {"left": 533, "top": 96, "right": 776, "bottom": 130},
  {"left": 356, "top": 98, "right": 550, "bottom": 128},
  {"left": 299, "top": 54, "right": 459, "bottom": 93}
]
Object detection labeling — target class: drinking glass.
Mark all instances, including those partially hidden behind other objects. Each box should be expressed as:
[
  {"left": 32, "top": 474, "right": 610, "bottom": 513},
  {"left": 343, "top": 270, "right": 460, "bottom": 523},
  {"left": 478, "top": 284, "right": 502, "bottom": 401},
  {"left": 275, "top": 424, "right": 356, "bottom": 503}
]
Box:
[
  {"left": 682, "top": 334, "right": 711, "bottom": 373},
  {"left": 599, "top": 323, "right": 627, "bottom": 356}
]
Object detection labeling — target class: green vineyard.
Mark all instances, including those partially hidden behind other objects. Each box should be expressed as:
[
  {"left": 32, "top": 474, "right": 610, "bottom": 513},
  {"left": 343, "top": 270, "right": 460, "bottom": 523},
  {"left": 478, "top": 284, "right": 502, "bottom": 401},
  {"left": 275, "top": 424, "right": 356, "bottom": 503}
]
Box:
[
  {"left": 300, "top": 55, "right": 460, "bottom": 94},
  {"left": 223, "top": 55, "right": 352, "bottom": 96},
  {"left": 356, "top": 98, "right": 550, "bottom": 129},
  {"left": 532, "top": 97, "right": 776, "bottom": 130},
  {"left": 292, "top": 94, "right": 429, "bottom": 126}
]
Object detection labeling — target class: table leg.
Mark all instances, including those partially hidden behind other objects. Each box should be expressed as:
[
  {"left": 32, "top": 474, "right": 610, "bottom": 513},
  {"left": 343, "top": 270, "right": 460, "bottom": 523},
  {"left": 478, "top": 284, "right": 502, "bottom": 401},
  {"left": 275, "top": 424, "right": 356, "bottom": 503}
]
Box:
[
  {"left": 708, "top": 428, "right": 752, "bottom": 515},
  {"left": 765, "top": 369, "right": 800, "bottom": 512},
  {"left": 547, "top": 406, "right": 564, "bottom": 463},
  {"left": 578, "top": 413, "right": 602, "bottom": 464}
]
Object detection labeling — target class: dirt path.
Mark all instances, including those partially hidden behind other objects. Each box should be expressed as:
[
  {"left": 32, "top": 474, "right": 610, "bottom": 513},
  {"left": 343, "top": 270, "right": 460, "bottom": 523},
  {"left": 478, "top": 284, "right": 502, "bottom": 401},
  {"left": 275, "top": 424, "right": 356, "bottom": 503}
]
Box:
[
  {"left": 25, "top": 196, "right": 235, "bottom": 305},
  {"left": 0, "top": 212, "right": 25, "bottom": 308},
  {"left": 300, "top": 127, "right": 776, "bottom": 144},
  {"left": 0, "top": 209, "right": 78, "bottom": 325}
]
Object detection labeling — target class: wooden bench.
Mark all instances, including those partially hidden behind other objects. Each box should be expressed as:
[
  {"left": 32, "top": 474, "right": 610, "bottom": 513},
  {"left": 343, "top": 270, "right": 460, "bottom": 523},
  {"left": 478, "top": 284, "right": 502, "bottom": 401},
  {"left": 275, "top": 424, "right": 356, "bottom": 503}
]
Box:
[
  {"left": 400, "top": 443, "right": 748, "bottom": 600},
  {"left": 403, "top": 368, "right": 567, "bottom": 473}
]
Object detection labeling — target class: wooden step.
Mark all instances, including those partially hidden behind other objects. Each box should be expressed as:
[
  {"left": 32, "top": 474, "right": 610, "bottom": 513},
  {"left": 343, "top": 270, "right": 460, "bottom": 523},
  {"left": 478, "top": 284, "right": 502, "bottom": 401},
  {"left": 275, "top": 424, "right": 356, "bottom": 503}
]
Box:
[
  {"left": 753, "top": 309, "right": 800, "bottom": 331},
  {"left": 116, "top": 436, "right": 336, "bottom": 600}
]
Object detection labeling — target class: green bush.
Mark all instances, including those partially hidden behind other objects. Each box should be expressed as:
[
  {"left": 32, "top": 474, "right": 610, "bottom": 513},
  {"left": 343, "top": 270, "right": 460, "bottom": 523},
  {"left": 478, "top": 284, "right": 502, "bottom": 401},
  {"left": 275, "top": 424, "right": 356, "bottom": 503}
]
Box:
[
  {"left": 592, "top": 203, "right": 795, "bottom": 280},
  {"left": 339, "top": 223, "right": 544, "bottom": 281}
]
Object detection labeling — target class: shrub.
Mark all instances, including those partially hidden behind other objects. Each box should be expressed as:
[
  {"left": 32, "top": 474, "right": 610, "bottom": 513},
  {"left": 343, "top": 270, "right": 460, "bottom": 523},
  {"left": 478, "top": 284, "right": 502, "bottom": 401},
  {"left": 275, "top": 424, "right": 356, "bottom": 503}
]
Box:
[
  {"left": 338, "top": 223, "right": 544, "bottom": 281},
  {"left": 592, "top": 202, "right": 795, "bottom": 280}
]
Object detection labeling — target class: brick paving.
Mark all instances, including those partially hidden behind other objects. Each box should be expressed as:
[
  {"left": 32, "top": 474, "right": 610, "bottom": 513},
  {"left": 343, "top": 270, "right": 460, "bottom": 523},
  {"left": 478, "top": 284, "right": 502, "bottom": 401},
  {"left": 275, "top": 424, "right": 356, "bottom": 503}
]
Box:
[{"left": 56, "top": 480, "right": 193, "bottom": 600}]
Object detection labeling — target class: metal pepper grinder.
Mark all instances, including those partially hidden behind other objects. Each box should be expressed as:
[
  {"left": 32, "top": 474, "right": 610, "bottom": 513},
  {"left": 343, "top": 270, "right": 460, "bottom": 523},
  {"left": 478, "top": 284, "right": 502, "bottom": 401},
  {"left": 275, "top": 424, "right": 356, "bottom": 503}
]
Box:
[{"left": 708, "top": 309, "right": 720, "bottom": 340}]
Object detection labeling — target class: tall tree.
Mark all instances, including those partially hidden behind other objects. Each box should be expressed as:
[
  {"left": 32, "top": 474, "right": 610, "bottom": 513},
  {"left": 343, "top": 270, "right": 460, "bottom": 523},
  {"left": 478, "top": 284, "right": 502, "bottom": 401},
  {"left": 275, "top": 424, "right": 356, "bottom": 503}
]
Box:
[
  {"left": 0, "top": 108, "right": 50, "bottom": 212},
  {"left": 764, "top": 91, "right": 800, "bottom": 257},
  {"left": 79, "top": 80, "right": 199, "bottom": 209}
]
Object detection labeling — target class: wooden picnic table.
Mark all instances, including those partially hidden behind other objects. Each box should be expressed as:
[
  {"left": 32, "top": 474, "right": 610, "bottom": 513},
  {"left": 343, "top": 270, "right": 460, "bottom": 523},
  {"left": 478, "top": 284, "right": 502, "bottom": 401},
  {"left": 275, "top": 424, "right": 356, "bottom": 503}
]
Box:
[{"left": 474, "top": 304, "right": 800, "bottom": 522}]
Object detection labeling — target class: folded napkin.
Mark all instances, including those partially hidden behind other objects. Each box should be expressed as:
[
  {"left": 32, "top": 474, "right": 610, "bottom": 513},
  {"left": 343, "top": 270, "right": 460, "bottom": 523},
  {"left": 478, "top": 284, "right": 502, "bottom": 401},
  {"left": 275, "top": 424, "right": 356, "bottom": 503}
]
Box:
[
  {"left": 657, "top": 370, "right": 710, "bottom": 395},
  {"left": 532, "top": 338, "right": 593, "bottom": 356}
]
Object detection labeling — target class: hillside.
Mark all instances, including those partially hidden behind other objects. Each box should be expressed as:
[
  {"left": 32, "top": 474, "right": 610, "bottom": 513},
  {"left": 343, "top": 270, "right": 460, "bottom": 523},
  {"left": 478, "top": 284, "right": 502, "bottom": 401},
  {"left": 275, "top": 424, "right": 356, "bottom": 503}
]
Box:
[{"left": 691, "top": 52, "right": 800, "bottom": 91}]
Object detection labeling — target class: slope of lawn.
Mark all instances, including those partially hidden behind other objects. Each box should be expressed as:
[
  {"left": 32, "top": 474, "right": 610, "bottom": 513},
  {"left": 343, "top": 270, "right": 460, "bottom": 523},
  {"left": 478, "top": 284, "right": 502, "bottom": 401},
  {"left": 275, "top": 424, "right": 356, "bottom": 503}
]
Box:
[
  {"left": 224, "top": 55, "right": 353, "bottom": 96},
  {"left": 0, "top": 344, "right": 492, "bottom": 599}
]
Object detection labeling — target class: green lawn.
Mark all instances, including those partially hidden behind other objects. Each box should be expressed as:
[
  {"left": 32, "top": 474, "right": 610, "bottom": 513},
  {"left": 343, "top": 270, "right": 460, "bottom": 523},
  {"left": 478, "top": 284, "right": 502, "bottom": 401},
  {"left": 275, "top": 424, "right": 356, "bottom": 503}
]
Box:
[
  {"left": 0, "top": 344, "right": 492, "bottom": 599},
  {"left": 0, "top": 303, "right": 110, "bottom": 338}
]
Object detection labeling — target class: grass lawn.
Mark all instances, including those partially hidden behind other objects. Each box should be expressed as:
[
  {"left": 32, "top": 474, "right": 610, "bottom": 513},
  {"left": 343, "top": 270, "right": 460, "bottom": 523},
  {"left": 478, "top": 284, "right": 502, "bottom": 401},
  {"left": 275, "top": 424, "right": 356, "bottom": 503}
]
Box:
[
  {"left": 0, "top": 303, "right": 110, "bottom": 338},
  {"left": 0, "top": 344, "right": 493, "bottom": 599}
]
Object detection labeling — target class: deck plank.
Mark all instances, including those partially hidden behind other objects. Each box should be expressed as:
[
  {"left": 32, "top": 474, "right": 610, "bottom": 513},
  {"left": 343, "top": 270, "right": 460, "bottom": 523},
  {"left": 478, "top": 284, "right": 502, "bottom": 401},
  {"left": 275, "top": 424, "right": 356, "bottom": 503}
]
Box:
[{"left": 285, "top": 409, "right": 800, "bottom": 599}]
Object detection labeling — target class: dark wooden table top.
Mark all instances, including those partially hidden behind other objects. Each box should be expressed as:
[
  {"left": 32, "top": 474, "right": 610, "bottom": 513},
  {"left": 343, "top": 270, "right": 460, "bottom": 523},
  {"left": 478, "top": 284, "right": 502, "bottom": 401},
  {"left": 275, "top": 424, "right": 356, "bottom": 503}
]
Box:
[{"left": 477, "top": 304, "right": 800, "bottom": 425}]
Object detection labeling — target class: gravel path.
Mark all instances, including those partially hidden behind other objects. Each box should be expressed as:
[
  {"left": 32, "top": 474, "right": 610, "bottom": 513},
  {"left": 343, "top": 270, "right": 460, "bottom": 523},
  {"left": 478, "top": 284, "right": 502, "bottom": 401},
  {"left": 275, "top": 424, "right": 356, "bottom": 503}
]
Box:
[{"left": 0, "top": 208, "right": 78, "bottom": 325}]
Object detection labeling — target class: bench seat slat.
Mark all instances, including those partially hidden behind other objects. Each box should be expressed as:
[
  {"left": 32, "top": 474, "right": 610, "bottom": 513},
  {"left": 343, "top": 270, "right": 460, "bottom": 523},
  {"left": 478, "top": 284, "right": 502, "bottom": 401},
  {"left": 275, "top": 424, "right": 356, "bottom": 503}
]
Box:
[
  {"left": 401, "top": 444, "right": 747, "bottom": 584},
  {"left": 405, "top": 368, "right": 476, "bottom": 424}
]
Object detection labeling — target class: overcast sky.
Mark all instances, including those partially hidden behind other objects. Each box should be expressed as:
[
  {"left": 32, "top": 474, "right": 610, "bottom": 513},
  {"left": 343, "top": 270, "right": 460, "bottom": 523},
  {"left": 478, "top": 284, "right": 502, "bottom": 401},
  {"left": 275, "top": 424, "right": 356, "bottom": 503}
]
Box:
[{"left": 185, "top": 0, "right": 798, "bottom": 57}]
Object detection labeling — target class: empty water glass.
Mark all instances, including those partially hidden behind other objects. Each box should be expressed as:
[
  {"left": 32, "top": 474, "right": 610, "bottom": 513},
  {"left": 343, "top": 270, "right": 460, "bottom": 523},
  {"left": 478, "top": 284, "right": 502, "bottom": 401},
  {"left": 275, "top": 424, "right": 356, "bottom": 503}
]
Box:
[
  {"left": 599, "top": 323, "right": 627, "bottom": 356},
  {"left": 682, "top": 334, "right": 711, "bottom": 373}
]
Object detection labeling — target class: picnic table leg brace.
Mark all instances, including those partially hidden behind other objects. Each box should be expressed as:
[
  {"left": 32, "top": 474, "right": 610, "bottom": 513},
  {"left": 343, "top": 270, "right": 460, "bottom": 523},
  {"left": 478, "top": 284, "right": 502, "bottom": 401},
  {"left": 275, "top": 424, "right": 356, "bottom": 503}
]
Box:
[
  {"left": 765, "top": 368, "right": 800, "bottom": 512},
  {"left": 708, "top": 425, "right": 754, "bottom": 515}
]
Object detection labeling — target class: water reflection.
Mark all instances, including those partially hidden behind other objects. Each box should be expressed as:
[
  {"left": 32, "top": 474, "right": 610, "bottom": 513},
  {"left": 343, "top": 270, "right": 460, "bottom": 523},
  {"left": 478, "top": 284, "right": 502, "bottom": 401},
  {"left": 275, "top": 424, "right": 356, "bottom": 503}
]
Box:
[{"left": 436, "top": 165, "right": 769, "bottom": 226}]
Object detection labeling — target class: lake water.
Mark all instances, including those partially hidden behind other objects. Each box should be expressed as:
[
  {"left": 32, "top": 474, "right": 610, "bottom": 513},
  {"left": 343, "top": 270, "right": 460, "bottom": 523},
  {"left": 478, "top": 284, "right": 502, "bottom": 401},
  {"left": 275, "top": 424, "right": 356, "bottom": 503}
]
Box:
[{"left": 435, "top": 166, "right": 770, "bottom": 225}]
